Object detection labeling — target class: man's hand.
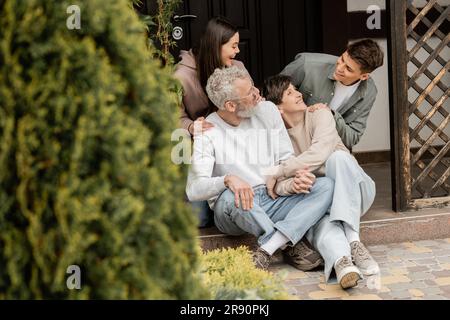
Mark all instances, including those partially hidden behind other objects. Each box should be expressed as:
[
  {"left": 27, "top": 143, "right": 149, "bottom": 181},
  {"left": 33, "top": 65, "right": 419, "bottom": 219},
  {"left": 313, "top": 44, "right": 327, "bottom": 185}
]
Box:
[
  {"left": 308, "top": 103, "right": 329, "bottom": 113},
  {"left": 189, "top": 117, "right": 214, "bottom": 136},
  {"left": 266, "top": 176, "right": 279, "bottom": 200},
  {"left": 224, "top": 175, "right": 255, "bottom": 211},
  {"left": 291, "top": 169, "right": 316, "bottom": 194}
]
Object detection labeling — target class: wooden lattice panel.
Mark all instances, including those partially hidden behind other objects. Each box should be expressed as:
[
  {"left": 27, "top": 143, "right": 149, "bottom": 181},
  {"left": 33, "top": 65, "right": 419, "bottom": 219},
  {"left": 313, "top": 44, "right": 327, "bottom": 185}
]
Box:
[{"left": 406, "top": 0, "right": 450, "bottom": 199}]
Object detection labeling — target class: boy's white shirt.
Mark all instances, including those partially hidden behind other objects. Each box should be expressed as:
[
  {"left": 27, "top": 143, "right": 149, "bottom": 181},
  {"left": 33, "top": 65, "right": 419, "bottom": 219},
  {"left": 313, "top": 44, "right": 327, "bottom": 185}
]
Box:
[{"left": 329, "top": 80, "right": 361, "bottom": 111}]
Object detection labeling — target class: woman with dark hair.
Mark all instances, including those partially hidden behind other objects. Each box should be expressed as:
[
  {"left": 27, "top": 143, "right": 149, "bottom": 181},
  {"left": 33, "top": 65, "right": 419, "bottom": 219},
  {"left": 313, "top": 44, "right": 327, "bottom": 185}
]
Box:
[
  {"left": 175, "top": 17, "right": 247, "bottom": 228},
  {"left": 174, "top": 16, "right": 246, "bottom": 137}
]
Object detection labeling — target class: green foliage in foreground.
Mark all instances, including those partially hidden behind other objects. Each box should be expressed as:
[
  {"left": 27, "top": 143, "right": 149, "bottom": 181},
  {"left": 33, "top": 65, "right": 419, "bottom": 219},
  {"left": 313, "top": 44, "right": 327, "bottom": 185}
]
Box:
[{"left": 201, "top": 247, "right": 292, "bottom": 300}]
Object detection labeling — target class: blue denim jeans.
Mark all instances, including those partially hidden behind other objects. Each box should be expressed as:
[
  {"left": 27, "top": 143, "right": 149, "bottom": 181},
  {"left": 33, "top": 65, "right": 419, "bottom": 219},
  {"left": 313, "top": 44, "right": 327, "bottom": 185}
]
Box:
[
  {"left": 325, "top": 150, "right": 376, "bottom": 232},
  {"left": 306, "top": 150, "right": 376, "bottom": 282},
  {"left": 213, "top": 177, "right": 334, "bottom": 247},
  {"left": 191, "top": 200, "right": 214, "bottom": 228}
]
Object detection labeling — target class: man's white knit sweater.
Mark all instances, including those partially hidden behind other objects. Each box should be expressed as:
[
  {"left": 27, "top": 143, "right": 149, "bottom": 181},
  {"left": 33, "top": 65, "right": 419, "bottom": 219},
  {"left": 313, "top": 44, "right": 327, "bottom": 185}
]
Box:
[{"left": 186, "top": 101, "right": 294, "bottom": 208}]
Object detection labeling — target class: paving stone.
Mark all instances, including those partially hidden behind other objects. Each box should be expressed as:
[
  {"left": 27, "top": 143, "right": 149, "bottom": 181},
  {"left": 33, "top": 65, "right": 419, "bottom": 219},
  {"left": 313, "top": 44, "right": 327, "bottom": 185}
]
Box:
[
  {"left": 285, "top": 279, "right": 311, "bottom": 286},
  {"left": 441, "top": 263, "right": 450, "bottom": 270},
  {"left": 371, "top": 251, "right": 387, "bottom": 258},
  {"left": 428, "top": 265, "right": 444, "bottom": 271},
  {"left": 414, "top": 259, "right": 439, "bottom": 266},
  {"left": 421, "top": 286, "right": 444, "bottom": 295},
  {"left": 424, "top": 279, "right": 438, "bottom": 286},
  {"left": 403, "top": 244, "right": 433, "bottom": 254},
  {"left": 387, "top": 281, "right": 425, "bottom": 291},
  {"left": 434, "top": 239, "right": 450, "bottom": 244},
  {"left": 342, "top": 294, "right": 382, "bottom": 300},
  {"left": 388, "top": 268, "right": 409, "bottom": 275},
  {"left": 431, "top": 249, "right": 450, "bottom": 257},
  {"left": 437, "top": 256, "right": 450, "bottom": 263},
  {"left": 408, "top": 289, "right": 424, "bottom": 297},
  {"left": 378, "top": 293, "right": 394, "bottom": 300},
  {"left": 284, "top": 270, "right": 308, "bottom": 280},
  {"left": 292, "top": 277, "right": 323, "bottom": 285},
  {"left": 387, "top": 249, "right": 408, "bottom": 256},
  {"left": 287, "top": 288, "right": 298, "bottom": 295},
  {"left": 369, "top": 245, "right": 389, "bottom": 252},
  {"left": 438, "top": 285, "right": 450, "bottom": 293},
  {"left": 410, "top": 281, "right": 429, "bottom": 290},
  {"left": 388, "top": 256, "right": 403, "bottom": 262},
  {"left": 405, "top": 253, "right": 435, "bottom": 260},
  {"left": 280, "top": 238, "right": 450, "bottom": 300},
  {"left": 434, "top": 277, "right": 450, "bottom": 286},
  {"left": 379, "top": 268, "right": 392, "bottom": 274},
  {"left": 293, "top": 284, "right": 321, "bottom": 294},
  {"left": 422, "top": 295, "right": 447, "bottom": 300},
  {"left": 432, "top": 270, "right": 450, "bottom": 277},
  {"left": 419, "top": 246, "right": 442, "bottom": 251},
  {"left": 309, "top": 290, "right": 349, "bottom": 299},
  {"left": 403, "top": 261, "right": 419, "bottom": 267},
  {"left": 381, "top": 275, "right": 411, "bottom": 285},
  {"left": 389, "top": 290, "right": 412, "bottom": 299},
  {"left": 355, "top": 285, "right": 383, "bottom": 294},
  {"left": 416, "top": 240, "right": 442, "bottom": 247},
  {"left": 306, "top": 272, "right": 324, "bottom": 279},
  {"left": 407, "top": 266, "right": 429, "bottom": 273},
  {"left": 408, "top": 272, "right": 436, "bottom": 281},
  {"left": 379, "top": 262, "right": 410, "bottom": 268}
]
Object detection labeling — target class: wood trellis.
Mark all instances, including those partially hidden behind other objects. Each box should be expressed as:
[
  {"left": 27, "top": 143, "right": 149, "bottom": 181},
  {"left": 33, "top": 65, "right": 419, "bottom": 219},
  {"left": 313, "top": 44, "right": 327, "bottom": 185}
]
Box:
[{"left": 389, "top": 0, "right": 450, "bottom": 211}]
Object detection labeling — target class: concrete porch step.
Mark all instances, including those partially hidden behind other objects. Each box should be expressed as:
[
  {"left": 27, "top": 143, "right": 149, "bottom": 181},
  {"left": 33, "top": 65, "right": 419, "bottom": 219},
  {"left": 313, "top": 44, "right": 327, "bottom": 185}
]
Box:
[
  {"left": 199, "top": 208, "right": 450, "bottom": 251},
  {"left": 200, "top": 163, "right": 450, "bottom": 251}
]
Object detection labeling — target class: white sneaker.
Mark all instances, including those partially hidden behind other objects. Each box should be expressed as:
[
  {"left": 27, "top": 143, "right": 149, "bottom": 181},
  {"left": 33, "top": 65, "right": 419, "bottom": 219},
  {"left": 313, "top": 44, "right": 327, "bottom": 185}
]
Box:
[
  {"left": 334, "top": 256, "right": 362, "bottom": 289},
  {"left": 350, "top": 241, "right": 380, "bottom": 276}
]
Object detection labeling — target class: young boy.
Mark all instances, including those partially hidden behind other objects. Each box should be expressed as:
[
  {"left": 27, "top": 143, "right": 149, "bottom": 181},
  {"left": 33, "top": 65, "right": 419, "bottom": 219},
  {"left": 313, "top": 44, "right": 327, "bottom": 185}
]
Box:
[
  {"left": 263, "top": 75, "right": 379, "bottom": 289},
  {"left": 281, "top": 39, "right": 384, "bottom": 150}
]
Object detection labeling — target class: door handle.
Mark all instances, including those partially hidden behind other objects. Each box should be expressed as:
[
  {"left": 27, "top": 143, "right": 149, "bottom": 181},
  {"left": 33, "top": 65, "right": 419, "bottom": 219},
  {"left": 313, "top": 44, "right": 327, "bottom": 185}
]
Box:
[{"left": 173, "top": 15, "right": 197, "bottom": 22}]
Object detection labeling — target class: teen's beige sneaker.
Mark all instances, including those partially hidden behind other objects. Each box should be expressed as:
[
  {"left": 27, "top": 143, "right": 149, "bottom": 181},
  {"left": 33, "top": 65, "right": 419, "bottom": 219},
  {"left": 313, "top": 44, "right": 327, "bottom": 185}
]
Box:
[
  {"left": 282, "top": 237, "right": 323, "bottom": 271},
  {"left": 350, "top": 241, "right": 380, "bottom": 276},
  {"left": 334, "top": 256, "right": 362, "bottom": 289}
]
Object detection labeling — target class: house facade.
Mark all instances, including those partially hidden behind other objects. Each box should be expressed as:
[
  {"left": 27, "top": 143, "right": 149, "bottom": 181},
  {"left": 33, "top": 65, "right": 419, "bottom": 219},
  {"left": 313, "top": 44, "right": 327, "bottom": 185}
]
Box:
[{"left": 141, "top": 0, "right": 450, "bottom": 213}]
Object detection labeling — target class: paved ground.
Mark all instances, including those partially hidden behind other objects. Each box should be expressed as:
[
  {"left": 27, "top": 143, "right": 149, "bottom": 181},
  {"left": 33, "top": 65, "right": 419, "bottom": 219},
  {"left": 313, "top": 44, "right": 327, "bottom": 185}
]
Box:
[{"left": 269, "top": 238, "right": 450, "bottom": 300}]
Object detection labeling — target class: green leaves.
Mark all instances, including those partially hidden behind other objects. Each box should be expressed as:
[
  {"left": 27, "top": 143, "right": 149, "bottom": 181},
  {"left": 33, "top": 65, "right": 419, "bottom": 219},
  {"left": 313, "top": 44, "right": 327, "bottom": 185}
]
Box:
[
  {"left": 0, "top": 0, "right": 206, "bottom": 299},
  {"left": 201, "top": 247, "right": 291, "bottom": 300}
]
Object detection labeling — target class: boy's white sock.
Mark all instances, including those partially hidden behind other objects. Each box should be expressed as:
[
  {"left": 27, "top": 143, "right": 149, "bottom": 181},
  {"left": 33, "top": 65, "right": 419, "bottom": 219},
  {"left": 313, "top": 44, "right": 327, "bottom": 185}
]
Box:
[
  {"left": 261, "top": 231, "right": 290, "bottom": 255},
  {"left": 343, "top": 223, "right": 360, "bottom": 244}
]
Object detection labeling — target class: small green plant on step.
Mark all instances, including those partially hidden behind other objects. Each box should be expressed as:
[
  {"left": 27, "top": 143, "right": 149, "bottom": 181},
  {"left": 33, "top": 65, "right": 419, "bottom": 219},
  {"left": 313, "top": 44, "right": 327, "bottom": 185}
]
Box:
[{"left": 201, "top": 246, "right": 292, "bottom": 300}]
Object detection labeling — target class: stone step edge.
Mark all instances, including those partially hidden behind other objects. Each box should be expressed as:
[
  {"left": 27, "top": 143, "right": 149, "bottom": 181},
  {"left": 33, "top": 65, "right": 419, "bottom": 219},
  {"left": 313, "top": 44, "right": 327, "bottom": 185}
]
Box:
[{"left": 199, "top": 211, "right": 450, "bottom": 247}]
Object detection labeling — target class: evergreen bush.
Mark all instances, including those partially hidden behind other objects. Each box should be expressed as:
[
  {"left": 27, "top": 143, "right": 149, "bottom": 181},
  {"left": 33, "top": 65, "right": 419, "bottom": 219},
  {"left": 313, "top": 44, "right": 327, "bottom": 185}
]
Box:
[
  {"left": 0, "top": 0, "right": 206, "bottom": 299},
  {"left": 201, "top": 247, "right": 292, "bottom": 300}
]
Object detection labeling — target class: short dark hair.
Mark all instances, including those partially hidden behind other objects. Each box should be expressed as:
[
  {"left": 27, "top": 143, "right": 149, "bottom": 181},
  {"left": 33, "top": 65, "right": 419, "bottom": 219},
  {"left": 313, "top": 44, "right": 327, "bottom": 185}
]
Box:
[
  {"left": 347, "top": 39, "right": 384, "bottom": 73},
  {"left": 262, "top": 75, "right": 292, "bottom": 105}
]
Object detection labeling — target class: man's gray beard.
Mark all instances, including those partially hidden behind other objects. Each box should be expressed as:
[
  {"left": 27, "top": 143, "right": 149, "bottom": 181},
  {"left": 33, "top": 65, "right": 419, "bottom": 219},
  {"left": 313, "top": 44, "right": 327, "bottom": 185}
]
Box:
[{"left": 237, "top": 106, "right": 257, "bottom": 118}]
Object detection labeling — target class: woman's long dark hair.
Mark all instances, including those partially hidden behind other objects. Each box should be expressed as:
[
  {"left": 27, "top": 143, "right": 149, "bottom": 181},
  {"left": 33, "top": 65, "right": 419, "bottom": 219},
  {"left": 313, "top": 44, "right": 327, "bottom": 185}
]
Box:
[{"left": 193, "top": 17, "right": 238, "bottom": 89}]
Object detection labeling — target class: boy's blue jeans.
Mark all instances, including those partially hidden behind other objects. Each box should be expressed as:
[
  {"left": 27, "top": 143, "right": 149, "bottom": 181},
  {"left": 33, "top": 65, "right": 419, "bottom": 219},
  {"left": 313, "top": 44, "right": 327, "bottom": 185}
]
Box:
[{"left": 213, "top": 177, "right": 334, "bottom": 247}]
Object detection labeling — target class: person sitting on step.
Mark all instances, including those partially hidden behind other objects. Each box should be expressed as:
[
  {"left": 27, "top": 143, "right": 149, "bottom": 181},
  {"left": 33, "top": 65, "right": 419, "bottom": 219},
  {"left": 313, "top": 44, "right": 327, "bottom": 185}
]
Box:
[
  {"left": 186, "top": 66, "right": 334, "bottom": 271},
  {"left": 263, "top": 75, "right": 380, "bottom": 289}
]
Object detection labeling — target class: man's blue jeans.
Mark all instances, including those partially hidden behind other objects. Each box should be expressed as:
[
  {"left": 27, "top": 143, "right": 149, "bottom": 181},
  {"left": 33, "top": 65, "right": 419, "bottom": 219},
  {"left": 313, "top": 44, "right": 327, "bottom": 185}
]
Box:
[
  {"left": 191, "top": 200, "right": 214, "bottom": 228},
  {"left": 213, "top": 177, "right": 334, "bottom": 247}
]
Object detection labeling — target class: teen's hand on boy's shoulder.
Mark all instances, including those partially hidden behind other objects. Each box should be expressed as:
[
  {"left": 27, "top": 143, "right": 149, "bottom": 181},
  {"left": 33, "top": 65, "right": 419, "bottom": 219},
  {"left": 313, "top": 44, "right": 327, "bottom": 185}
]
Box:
[
  {"left": 224, "top": 175, "right": 255, "bottom": 211},
  {"left": 308, "top": 103, "right": 329, "bottom": 113},
  {"left": 189, "top": 117, "right": 214, "bottom": 136}
]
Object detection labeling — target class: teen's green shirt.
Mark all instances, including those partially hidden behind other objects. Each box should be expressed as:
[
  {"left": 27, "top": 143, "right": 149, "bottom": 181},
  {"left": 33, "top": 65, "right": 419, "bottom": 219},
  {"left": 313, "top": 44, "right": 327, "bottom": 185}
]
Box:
[{"left": 281, "top": 52, "right": 378, "bottom": 149}]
